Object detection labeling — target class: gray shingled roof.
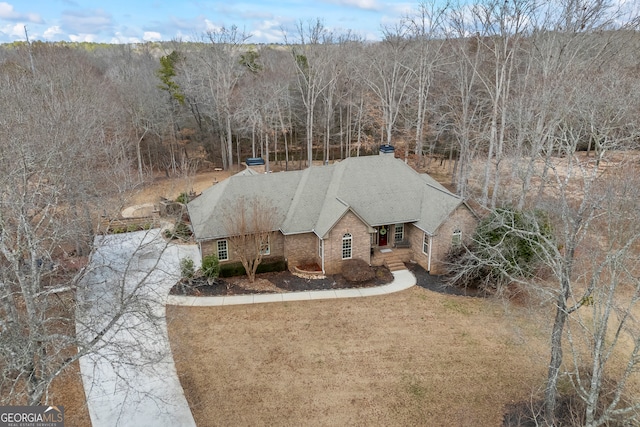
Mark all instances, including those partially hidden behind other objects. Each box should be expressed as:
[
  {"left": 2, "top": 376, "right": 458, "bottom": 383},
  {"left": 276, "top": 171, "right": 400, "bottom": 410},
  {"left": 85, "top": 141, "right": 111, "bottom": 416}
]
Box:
[{"left": 187, "top": 155, "right": 464, "bottom": 241}]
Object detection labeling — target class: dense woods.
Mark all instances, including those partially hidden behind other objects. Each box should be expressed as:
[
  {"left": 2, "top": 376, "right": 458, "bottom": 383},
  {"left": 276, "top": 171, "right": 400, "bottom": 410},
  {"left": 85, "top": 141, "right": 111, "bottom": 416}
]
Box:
[
  {"left": 2, "top": 0, "right": 640, "bottom": 424},
  {"left": 2, "top": 0, "right": 638, "bottom": 195}
]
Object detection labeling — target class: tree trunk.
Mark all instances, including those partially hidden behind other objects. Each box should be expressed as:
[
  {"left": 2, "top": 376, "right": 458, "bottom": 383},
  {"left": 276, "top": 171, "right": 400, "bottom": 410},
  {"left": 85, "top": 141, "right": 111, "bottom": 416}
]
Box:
[{"left": 545, "top": 294, "right": 568, "bottom": 425}]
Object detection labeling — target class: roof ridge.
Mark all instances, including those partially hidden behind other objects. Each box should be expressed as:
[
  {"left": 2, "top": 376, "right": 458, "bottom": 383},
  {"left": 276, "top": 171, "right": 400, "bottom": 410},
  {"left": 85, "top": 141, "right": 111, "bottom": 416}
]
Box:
[
  {"left": 424, "top": 181, "right": 461, "bottom": 199},
  {"left": 314, "top": 161, "right": 349, "bottom": 238},
  {"left": 281, "top": 168, "right": 312, "bottom": 232}
]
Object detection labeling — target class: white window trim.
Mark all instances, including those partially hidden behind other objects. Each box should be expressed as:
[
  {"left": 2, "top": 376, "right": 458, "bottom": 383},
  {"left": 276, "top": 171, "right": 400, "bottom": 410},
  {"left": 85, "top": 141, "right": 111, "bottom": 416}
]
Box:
[
  {"left": 423, "top": 233, "right": 432, "bottom": 271},
  {"left": 394, "top": 223, "right": 404, "bottom": 242},
  {"left": 217, "top": 239, "right": 229, "bottom": 261},
  {"left": 422, "top": 233, "right": 429, "bottom": 255},
  {"left": 342, "top": 233, "right": 352, "bottom": 260},
  {"left": 452, "top": 229, "right": 462, "bottom": 246},
  {"left": 260, "top": 235, "right": 270, "bottom": 256}
]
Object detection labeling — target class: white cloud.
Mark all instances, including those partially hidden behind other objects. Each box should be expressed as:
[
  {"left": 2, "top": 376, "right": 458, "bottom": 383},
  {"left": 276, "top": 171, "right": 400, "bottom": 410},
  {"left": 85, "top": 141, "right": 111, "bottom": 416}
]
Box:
[
  {"left": 68, "top": 33, "right": 98, "bottom": 43},
  {"left": 0, "top": 2, "right": 43, "bottom": 23},
  {"left": 110, "top": 32, "right": 142, "bottom": 44},
  {"left": 5, "top": 22, "right": 24, "bottom": 37},
  {"left": 143, "top": 31, "right": 161, "bottom": 41},
  {"left": 203, "top": 18, "right": 221, "bottom": 32},
  {"left": 251, "top": 20, "right": 285, "bottom": 43},
  {"left": 322, "top": 0, "right": 381, "bottom": 11},
  {"left": 43, "top": 25, "right": 63, "bottom": 40}
]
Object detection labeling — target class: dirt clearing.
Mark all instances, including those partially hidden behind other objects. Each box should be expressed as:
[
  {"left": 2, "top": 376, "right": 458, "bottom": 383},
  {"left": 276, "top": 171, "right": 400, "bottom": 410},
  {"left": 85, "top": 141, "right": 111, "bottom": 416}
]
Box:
[
  {"left": 125, "top": 169, "right": 235, "bottom": 207},
  {"left": 167, "top": 287, "right": 549, "bottom": 426}
]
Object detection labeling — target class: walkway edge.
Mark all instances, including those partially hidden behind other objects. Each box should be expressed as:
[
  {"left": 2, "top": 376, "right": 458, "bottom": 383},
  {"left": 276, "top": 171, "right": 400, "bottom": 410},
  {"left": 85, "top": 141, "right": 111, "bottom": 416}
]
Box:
[{"left": 166, "top": 269, "right": 416, "bottom": 307}]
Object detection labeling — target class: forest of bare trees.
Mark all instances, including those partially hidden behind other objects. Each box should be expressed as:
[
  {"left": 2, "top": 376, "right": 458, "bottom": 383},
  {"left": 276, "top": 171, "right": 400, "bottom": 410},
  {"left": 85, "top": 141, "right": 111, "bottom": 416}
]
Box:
[
  {"left": 2, "top": 0, "right": 640, "bottom": 424},
  {"left": 1, "top": 0, "right": 636, "bottom": 188}
]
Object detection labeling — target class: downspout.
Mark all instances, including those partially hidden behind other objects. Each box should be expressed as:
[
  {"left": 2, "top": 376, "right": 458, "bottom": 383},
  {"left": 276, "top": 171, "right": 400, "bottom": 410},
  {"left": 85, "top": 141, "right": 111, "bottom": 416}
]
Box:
[
  {"left": 427, "top": 236, "right": 433, "bottom": 272},
  {"left": 321, "top": 239, "right": 325, "bottom": 274}
]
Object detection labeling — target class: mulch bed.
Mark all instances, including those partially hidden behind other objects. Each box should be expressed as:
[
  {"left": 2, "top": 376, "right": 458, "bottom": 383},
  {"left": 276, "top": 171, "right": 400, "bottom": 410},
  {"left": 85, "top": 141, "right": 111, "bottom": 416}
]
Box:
[
  {"left": 170, "top": 265, "right": 395, "bottom": 296},
  {"left": 169, "top": 263, "right": 486, "bottom": 297},
  {"left": 407, "top": 263, "right": 486, "bottom": 298}
]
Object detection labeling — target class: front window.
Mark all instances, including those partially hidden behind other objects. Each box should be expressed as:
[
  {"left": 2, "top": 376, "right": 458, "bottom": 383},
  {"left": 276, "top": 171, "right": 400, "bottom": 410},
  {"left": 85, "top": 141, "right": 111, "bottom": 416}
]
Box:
[
  {"left": 260, "top": 235, "right": 270, "bottom": 255},
  {"left": 318, "top": 238, "right": 323, "bottom": 257},
  {"left": 342, "top": 233, "right": 352, "bottom": 259},
  {"left": 452, "top": 229, "right": 462, "bottom": 247},
  {"left": 394, "top": 224, "right": 404, "bottom": 242},
  {"left": 217, "top": 240, "right": 228, "bottom": 261},
  {"left": 422, "top": 233, "right": 429, "bottom": 255}
]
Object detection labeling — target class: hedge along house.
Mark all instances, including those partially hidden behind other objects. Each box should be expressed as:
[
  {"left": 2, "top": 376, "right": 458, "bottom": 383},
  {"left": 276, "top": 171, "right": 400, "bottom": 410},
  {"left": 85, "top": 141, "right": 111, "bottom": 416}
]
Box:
[{"left": 187, "top": 151, "right": 477, "bottom": 276}]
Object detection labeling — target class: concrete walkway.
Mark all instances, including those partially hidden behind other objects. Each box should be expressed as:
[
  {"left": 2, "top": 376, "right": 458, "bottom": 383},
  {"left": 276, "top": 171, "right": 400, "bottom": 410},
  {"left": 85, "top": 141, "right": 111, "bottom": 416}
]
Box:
[{"left": 166, "top": 268, "right": 416, "bottom": 307}]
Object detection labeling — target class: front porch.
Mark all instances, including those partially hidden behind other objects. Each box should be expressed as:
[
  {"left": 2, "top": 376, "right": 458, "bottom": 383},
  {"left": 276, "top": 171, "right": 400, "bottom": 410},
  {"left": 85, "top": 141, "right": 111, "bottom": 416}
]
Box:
[{"left": 371, "top": 247, "right": 412, "bottom": 272}]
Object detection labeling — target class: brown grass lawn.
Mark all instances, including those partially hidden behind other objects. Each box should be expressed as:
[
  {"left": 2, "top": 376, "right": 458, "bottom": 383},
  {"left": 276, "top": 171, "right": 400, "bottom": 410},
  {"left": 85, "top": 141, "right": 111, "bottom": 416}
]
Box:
[
  {"left": 167, "top": 287, "right": 550, "bottom": 427},
  {"left": 49, "top": 362, "right": 91, "bottom": 427}
]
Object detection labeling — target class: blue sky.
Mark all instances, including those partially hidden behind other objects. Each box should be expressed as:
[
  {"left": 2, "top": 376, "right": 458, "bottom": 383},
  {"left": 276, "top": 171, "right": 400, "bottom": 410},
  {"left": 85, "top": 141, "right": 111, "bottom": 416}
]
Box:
[{"left": 0, "top": 0, "right": 417, "bottom": 44}]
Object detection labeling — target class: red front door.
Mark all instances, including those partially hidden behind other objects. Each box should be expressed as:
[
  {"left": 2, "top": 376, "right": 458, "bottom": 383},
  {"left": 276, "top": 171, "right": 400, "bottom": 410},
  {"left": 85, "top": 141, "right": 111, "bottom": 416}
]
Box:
[{"left": 379, "top": 225, "right": 388, "bottom": 246}]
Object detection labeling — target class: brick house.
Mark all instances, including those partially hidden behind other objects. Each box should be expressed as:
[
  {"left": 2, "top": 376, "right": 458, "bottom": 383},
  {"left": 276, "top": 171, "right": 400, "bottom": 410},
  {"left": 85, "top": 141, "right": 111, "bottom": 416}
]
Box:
[{"left": 187, "top": 152, "right": 477, "bottom": 275}]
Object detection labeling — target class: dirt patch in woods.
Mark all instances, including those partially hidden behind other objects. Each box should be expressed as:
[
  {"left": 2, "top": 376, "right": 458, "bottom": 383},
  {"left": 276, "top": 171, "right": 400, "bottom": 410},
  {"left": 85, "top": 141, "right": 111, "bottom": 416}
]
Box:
[
  {"left": 167, "top": 286, "right": 550, "bottom": 426},
  {"left": 125, "top": 169, "right": 235, "bottom": 207}
]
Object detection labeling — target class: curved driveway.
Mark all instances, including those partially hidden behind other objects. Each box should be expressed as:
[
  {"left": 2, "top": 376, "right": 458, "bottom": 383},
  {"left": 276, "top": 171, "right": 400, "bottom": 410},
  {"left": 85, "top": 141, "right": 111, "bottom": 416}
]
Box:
[
  {"left": 77, "top": 229, "right": 200, "bottom": 427},
  {"left": 78, "top": 229, "right": 415, "bottom": 426}
]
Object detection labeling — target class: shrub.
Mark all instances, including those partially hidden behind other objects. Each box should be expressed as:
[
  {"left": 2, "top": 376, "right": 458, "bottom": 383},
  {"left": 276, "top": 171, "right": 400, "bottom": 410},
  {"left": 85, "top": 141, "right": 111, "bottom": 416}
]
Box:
[
  {"left": 446, "top": 207, "right": 554, "bottom": 292},
  {"left": 219, "top": 262, "right": 246, "bottom": 278},
  {"left": 256, "top": 258, "right": 287, "bottom": 274},
  {"left": 166, "top": 221, "right": 192, "bottom": 240},
  {"left": 201, "top": 254, "right": 220, "bottom": 279},
  {"left": 180, "top": 257, "right": 195, "bottom": 279},
  {"left": 218, "top": 257, "right": 287, "bottom": 278},
  {"left": 176, "top": 192, "right": 190, "bottom": 205},
  {"left": 342, "top": 258, "right": 375, "bottom": 282}
]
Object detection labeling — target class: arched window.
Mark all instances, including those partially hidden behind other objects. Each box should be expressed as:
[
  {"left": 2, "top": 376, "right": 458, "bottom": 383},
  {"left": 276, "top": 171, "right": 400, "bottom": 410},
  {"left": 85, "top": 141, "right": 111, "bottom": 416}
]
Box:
[{"left": 342, "top": 233, "right": 352, "bottom": 259}]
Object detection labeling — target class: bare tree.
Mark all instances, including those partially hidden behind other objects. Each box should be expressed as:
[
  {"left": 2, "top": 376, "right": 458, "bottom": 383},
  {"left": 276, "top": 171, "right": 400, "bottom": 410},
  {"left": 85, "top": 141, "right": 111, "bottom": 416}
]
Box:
[
  {"left": 222, "top": 197, "right": 279, "bottom": 283},
  {"left": 448, "top": 150, "right": 640, "bottom": 425},
  {"left": 207, "top": 27, "right": 251, "bottom": 170},
  {"left": 286, "top": 19, "right": 338, "bottom": 167},
  {"left": 403, "top": 1, "right": 450, "bottom": 165},
  {"left": 363, "top": 25, "right": 413, "bottom": 151},
  {"left": 0, "top": 43, "right": 174, "bottom": 411},
  {"left": 563, "top": 167, "right": 640, "bottom": 426}
]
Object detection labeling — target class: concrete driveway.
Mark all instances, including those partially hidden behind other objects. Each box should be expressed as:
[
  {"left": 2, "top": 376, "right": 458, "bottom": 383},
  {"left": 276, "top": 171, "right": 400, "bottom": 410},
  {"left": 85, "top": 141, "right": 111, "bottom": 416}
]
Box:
[{"left": 76, "top": 229, "right": 200, "bottom": 427}]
